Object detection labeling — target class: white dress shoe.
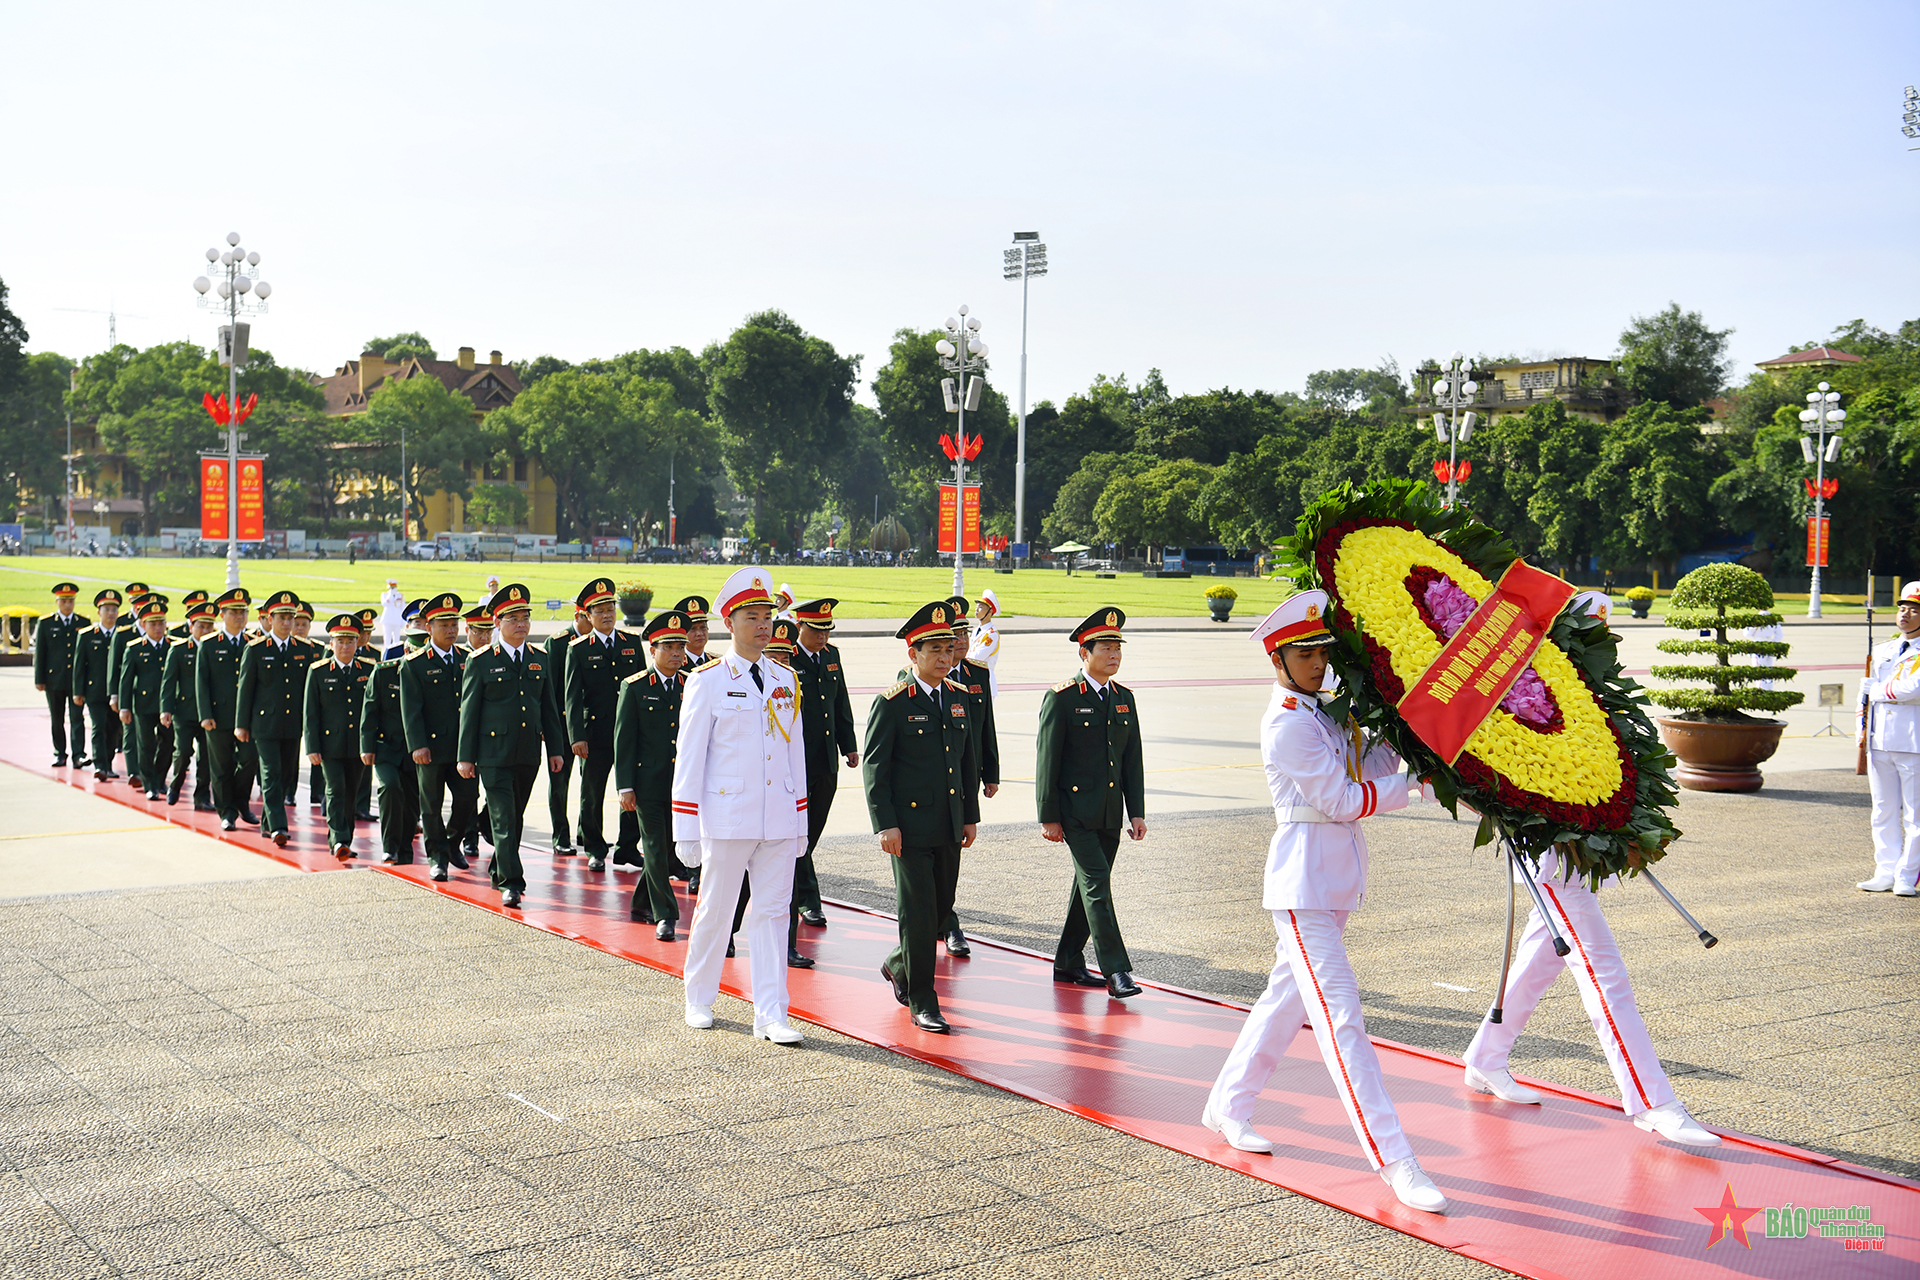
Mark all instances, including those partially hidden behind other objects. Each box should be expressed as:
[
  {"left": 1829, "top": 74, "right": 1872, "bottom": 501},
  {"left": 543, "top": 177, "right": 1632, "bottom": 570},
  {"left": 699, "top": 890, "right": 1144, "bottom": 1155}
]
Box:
[
  {"left": 1200, "top": 1101, "right": 1274, "bottom": 1153},
  {"left": 1633, "top": 1100, "right": 1721, "bottom": 1147},
  {"left": 1896, "top": 883, "right": 1919, "bottom": 897},
  {"left": 754, "top": 1021, "right": 805, "bottom": 1044},
  {"left": 1857, "top": 875, "right": 1896, "bottom": 892},
  {"left": 1465, "top": 1064, "right": 1544, "bottom": 1104},
  {"left": 1380, "top": 1156, "right": 1447, "bottom": 1213},
  {"left": 684, "top": 1003, "right": 714, "bottom": 1029}
]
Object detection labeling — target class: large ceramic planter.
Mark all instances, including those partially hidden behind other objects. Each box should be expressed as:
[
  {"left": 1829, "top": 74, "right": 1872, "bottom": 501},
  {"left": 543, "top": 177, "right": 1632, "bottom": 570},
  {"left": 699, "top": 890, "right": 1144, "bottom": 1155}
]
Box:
[
  {"left": 1656, "top": 717, "right": 1785, "bottom": 793},
  {"left": 1207, "top": 598, "right": 1234, "bottom": 623},
  {"left": 1629, "top": 601, "right": 1651, "bottom": 619},
  {"left": 619, "top": 599, "right": 650, "bottom": 627}
]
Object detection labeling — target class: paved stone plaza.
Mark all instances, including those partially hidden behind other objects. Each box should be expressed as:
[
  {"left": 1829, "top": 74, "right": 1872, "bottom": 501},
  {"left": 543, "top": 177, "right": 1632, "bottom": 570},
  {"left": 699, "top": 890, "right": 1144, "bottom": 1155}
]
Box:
[{"left": 0, "top": 622, "right": 1912, "bottom": 1278}]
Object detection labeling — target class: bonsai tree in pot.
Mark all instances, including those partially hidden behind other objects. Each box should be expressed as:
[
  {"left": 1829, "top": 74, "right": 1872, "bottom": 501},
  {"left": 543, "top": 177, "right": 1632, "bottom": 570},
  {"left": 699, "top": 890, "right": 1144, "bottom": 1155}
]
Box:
[
  {"left": 617, "top": 580, "right": 653, "bottom": 627},
  {"left": 1624, "top": 585, "right": 1655, "bottom": 619},
  {"left": 1205, "top": 583, "right": 1237, "bottom": 622},
  {"left": 1647, "top": 563, "right": 1801, "bottom": 792}
]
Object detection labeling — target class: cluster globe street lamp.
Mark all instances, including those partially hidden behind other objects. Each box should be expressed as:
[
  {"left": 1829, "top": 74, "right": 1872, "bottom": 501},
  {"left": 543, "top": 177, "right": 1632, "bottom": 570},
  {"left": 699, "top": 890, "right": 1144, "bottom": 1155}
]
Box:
[
  {"left": 191, "top": 232, "right": 272, "bottom": 589},
  {"left": 1799, "top": 382, "right": 1845, "bottom": 617},
  {"left": 1429, "top": 351, "right": 1479, "bottom": 507},
  {"left": 935, "top": 305, "right": 987, "bottom": 596}
]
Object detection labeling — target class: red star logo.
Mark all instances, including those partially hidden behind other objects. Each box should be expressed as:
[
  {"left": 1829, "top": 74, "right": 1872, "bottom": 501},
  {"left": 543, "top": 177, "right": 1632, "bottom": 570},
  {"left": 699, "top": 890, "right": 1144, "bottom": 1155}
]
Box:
[{"left": 1694, "top": 1183, "right": 1761, "bottom": 1249}]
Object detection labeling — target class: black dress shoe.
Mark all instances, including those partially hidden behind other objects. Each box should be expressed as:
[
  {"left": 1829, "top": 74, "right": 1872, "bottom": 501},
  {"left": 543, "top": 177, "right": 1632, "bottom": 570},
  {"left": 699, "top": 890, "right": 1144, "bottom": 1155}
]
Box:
[
  {"left": 393, "top": 855, "right": 414, "bottom": 865},
  {"left": 1053, "top": 967, "right": 1106, "bottom": 988},
  {"left": 166, "top": 782, "right": 182, "bottom": 805},
  {"left": 911, "top": 1010, "right": 951, "bottom": 1034},
  {"left": 501, "top": 888, "right": 523, "bottom": 908},
  {"left": 461, "top": 835, "right": 480, "bottom": 860},
  {"left": 74, "top": 757, "right": 91, "bottom": 769},
  {"left": 944, "top": 927, "right": 971, "bottom": 957},
  {"left": 429, "top": 865, "right": 449, "bottom": 882},
  {"left": 51, "top": 756, "right": 68, "bottom": 768},
  {"left": 99, "top": 769, "right": 120, "bottom": 780},
  {"left": 800, "top": 908, "right": 827, "bottom": 928},
  {"left": 613, "top": 849, "right": 642, "bottom": 867},
  {"left": 687, "top": 870, "right": 701, "bottom": 896},
  {"left": 655, "top": 920, "right": 676, "bottom": 942},
  {"left": 355, "top": 811, "right": 375, "bottom": 823},
  {"left": 221, "top": 815, "right": 238, "bottom": 831},
  {"left": 552, "top": 843, "right": 576, "bottom": 857},
  {"left": 239, "top": 808, "right": 258, "bottom": 825},
  {"left": 787, "top": 949, "right": 815, "bottom": 969},
  {"left": 725, "top": 941, "right": 735, "bottom": 958},
  {"left": 587, "top": 856, "right": 607, "bottom": 872},
  {"left": 194, "top": 801, "right": 216, "bottom": 813},
  {"left": 880, "top": 963, "right": 908, "bottom": 1006},
  {"left": 630, "top": 907, "right": 655, "bottom": 925},
  {"left": 146, "top": 790, "right": 162, "bottom": 802},
  {"left": 272, "top": 832, "right": 289, "bottom": 848},
  {"left": 1106, "top": 971, "right": 1142, "bottom": 999}
]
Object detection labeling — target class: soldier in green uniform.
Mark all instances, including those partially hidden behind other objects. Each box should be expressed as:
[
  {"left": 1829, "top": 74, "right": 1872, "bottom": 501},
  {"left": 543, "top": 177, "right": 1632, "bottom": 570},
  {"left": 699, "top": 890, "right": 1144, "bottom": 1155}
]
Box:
[
  {"left": 33, "top": 581, "right": 88, "bottom": 767},
  {"left": 864, "top": 601, "right": 980, "bottom": 1033},
  {"left": 461, "top": 602, "right": 495, "bottom": 860},
  {"left": 673, "top": 595, "right": 717, "bottom": 672},
  {"left": 162, "top": 600, "right": 216, "bottom": 809},
  {"left": 565, "top": 577, "right": 648, "bottom": 872},
  {"left": 788, "top": 599, "right": 860, "bottom": 933},
  {"left": 616, "top": 610, "right": 692, "bottom": 937},
  {"left": 108, "top": 591, "right": 158, "bottom": 784},
  {"left": 361, "top": 602, "right": 424, "bottom": 867},
  {"left": 168, "top": 591, "right": 210, "bottom": 641},
  {"left": 1038, "top": 607, "right": 1147, "bottom": 1000},
  {"left": 72, "top": 589, "right": 123, "bottom": 781},
  {"left": 402, "top": 593, "right": 479, "bottom": 879},
  {"left": 457, "top": 583, "right": 566, "bottom": 909},
  {"left": 939, "top": 596, "right": 1002, "bottom": 957},
  {"left": 116, "top": 598, "right": 174, "bottom": 800},
  {"left": 545, "top": 601, "right": 593, "bottom": 858},
  {"left": 305, "top": 614, "right": 373, "bottom": 858},
  {"left": 236, "top": 590, "right": 310, "bottom": 848},
  {"left": 351, "top": 607, "right": 381, "bottom": 820},
  {"left": 197, "top": 587, "right": 257, "bottom": 829}
]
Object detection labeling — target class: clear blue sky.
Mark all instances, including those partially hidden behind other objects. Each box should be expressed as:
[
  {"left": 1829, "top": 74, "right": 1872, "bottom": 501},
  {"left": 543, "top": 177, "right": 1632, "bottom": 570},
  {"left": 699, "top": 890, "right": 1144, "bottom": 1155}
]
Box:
[{"left": 4, "top": 2, "right": 1916, "bottom": 408}]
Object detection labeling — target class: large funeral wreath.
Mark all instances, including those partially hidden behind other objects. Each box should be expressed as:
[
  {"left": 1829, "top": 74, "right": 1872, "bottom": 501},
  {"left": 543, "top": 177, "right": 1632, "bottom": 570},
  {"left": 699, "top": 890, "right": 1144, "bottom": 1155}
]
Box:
[{"left": 1274, "top": 479, "right": 1681, "bottom": 885}]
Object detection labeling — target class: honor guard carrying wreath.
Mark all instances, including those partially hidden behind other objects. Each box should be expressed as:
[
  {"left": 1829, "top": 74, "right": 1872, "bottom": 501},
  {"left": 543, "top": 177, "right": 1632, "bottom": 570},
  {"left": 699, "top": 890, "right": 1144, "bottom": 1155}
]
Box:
[
  {"left": 1202, "top": 590, "right": 1450, "bottom": 1214},
  {"left": 1858, "top": 580, "right": 1920, "bottom": 896},
  {"left": 402, "top": 593, "right": 478, "bottom": 880},
  {"left": 33, "top": 581, "right": 87, "bottom": 767},
  {"left": 864, "top": 601, "right": 979, "bottom": 1033},
  {"left": 616, "top": 610, "right": 695, "bottom": 938},
  {"left": 566, "top": 577, "right": 648, "bottom": 871},
  {"left": 305, "top": 615, "right": 374, "bottom": 860},
  {"left": 1037, "top": 607, "right": 1146, "bottom": 1000},
  {"left": 672, "top": 569, "right": 809, "bottom": 1044},
  {"left": 457, "top": 584, "right": 566, "bottom": 910}
]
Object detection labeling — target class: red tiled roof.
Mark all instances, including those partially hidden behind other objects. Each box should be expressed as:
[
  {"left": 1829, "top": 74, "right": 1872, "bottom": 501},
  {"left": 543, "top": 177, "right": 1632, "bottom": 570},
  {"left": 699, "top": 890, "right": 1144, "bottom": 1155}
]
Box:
[{"left": 1756, "top": 346, "right": 1862, "bottom": 367}]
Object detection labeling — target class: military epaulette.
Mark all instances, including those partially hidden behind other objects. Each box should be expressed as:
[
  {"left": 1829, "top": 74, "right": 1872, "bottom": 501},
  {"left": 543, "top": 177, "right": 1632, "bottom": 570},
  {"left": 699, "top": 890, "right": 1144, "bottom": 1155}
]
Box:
[
  {"left": 403, "top": 645, "right": 431, "bottom": 659},
  {"left": 247, "top": 634, "right": 270, "bottom": 645},
  {"left": 622, "top": 669, "right": 651, "bottom": 686},
  {"left": 356, "top": 655, "right": 376, "bottom": 667},
  {"left": 568, "top": 631, "right": 595, "bottom": 647},
  {"left": 884, "top": 679, "right": 912, "bottom": 700},
  {"left": 1052, "top": 677, "right": 1080, "bottom": 693},
  {"left": 943, "top": 677, "right": 967, "bottom": 692},
  {"left": 169, "top": 635, "right": 192, "bottom": 646},
  {"left": 309, "top": 657, "right": 331, "bottom": 670},
  {"left": 765, "top": 654, "right": 791, "bottom": 671},
  {"left": 687, "top": 658, "right": 723, "bottom": 676}
]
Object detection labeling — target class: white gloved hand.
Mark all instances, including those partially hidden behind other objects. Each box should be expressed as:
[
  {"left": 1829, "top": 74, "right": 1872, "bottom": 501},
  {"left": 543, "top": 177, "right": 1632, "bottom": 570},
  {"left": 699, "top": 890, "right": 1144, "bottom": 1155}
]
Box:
[{"left": 675, "top": 840, "right": 703, "bottom": 867}]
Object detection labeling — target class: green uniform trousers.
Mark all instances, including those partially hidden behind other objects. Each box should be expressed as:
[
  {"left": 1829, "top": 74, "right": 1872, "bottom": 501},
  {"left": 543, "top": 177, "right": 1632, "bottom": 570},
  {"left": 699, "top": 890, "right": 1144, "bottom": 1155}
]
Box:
[
  {"left": 320, "top": 757, "right": 365, "bottom": 848},
  {"left": 1054, "top": 821, "right": 1133, "bottom": 976},
  {"left": 481, "top": 763, "right": 540, "bottom": 894},
  {"left": 417, "top": 761, "right": 478, "bottom": 870},
  {"left": 576, "top": 746, "right": 640, "bottom": 858},
  {"left": 373, "top": 761, "right": 419, "bottom": 863},
  {"left": 128, "top": 712, "right": 171, "bottom": 794},
  {"left": 84, "top": 699, "right": 115, "bottom": 774},
  {"left": 885, "top": 842, "right": 963, "bottom": 1019},
  {"left": 255, "top": 736, "right": 302, "bottom": 836},
  {"left": 629, "top": 799, "right": 680, "bottom": 923},
  {"left": 170, "top": 720, "right": 210, "bottom": 804},
  {"left": 45, "top": 690, "right": 85, "bottom": 762},
  {"left": 206, "top": 732, "right": 257, "bottom": 821},
  {"left": 546, "top": 751, "right": 575, "bottom": 849}
]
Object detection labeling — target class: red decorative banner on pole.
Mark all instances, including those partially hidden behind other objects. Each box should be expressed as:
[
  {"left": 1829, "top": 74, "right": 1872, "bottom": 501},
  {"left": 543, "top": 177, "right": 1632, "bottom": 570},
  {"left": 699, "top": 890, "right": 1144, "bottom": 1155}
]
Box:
[
  {"left": 237, "top": 457, "right": 265, "bottom": 541},
  {"left": 1396, "top": 559, "right": 1577, "bottom": 765},
  {"left": 200, "top": 456, "right": 228, "bottom": 540},
  {"left": 1806, "top": 516, "right": 1830, "bottom": 568},
  {"left": 937, "top": 484, "right": 982, "bottom": 554}
]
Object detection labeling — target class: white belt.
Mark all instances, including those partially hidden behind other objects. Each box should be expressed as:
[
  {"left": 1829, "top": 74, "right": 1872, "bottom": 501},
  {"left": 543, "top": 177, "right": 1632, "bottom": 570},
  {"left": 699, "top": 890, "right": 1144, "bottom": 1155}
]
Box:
[{"left": 1277, "top": 805, "right": 1337, "bottom": 823}]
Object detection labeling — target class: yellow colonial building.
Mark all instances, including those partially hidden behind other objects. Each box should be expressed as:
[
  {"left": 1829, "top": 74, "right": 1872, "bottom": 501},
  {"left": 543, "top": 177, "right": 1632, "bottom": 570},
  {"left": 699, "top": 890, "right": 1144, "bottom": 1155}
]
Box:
[
  {"left": 1412, "top": 356, "right": 1631, "bottom": 425},
  {"left": 314, "top": 346, "right": 559, "bottom": 537}
]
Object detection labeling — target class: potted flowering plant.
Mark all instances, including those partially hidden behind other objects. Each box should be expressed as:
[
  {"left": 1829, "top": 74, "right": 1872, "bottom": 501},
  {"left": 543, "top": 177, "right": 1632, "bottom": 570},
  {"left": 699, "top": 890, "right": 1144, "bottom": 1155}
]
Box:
[
  {"left": 1624, "top": 585, "right": 1656, "bottom": 619},
  {"left": 617, "top": 580, "right": 653, "bottom": 627},
  {"left": 1647, "top": 563, "right": 1799, "bottom": 793},
  {"left": 1205, "top": 583, "right": 1237, "bottom": 622}
]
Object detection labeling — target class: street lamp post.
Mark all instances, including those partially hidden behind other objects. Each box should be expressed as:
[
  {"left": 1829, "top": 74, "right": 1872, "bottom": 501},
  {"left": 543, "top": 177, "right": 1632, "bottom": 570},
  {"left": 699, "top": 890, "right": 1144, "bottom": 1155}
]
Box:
[
  {"left": 935, "top": 304, "right": 988, "bottom": 597},
  {"left": 1800, "top": 381, "right": 1846, "bottom": 618},
  {"left": 191, "top": 232, "right": 272, "bottom": 590},
  {"left": 1002, "top": 233, "right": 1047, "bottom": 564},
  {"left": 1428, "top": 351, "right": 1479, "bottom": 507}
]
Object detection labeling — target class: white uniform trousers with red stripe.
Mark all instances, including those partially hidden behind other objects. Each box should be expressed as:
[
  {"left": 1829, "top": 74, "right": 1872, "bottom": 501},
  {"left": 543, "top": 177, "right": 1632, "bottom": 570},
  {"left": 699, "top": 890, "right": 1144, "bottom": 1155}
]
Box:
[
  {"left": 1464, "top": 873, "right": 1673, "bottom": 1117},
  {"left": 1209, "top": 908, "right": 1414, "bottom": 1170},
  {"left": 682, "top": 837, "right": 801, "bottom": 1029}
]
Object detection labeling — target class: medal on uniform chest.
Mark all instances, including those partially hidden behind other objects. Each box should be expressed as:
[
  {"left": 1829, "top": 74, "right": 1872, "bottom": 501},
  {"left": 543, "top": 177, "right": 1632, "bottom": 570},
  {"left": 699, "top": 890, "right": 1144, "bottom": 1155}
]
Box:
[{"left": 767, "top": 684, "right": 799, "bottom": 740}]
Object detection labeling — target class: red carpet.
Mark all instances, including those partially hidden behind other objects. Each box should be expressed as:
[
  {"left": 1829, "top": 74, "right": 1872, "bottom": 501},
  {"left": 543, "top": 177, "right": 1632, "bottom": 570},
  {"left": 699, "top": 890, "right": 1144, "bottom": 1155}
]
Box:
[{"left": 5, "top": 707, "right": 1914, "bottom": 1279}]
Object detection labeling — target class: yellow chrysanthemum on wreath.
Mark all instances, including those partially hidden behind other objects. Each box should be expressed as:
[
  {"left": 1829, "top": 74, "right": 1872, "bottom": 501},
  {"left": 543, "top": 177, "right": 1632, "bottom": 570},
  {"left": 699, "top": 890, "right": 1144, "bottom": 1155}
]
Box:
[{"left": 1331, "top": 526, "right": 1622, "bottom": 806}]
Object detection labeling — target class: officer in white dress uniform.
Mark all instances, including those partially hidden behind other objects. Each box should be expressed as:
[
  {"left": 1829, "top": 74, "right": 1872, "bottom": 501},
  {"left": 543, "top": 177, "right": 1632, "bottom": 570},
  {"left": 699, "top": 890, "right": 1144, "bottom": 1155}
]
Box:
[
  {"left": 1858, "top": 581, "right": 1920, "bottom": 895},
  {"left": 967, "top": 588, "right": 1003, "bottom": 697},
  {"left": 1460, "top": 849, "right": 1721, "bottom": 1147},
  {"left": 673, "top": 567, "right": 811, "bottom": 1043},
  {"left": 1202, "top": 590, "right": 1447, "bottom": 1215}
]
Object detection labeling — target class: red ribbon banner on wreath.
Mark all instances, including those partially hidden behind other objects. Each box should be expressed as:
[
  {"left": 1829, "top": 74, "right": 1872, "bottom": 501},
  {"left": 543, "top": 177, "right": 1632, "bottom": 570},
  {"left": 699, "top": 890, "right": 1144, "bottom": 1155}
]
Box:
[{"left": 1397, "top": 559, "right": 1577, "bottom": 765}]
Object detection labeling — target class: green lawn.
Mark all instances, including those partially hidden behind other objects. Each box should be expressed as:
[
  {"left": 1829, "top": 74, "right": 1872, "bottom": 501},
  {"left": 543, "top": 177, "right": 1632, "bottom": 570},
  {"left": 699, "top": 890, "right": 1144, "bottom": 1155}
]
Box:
[{"left": 0, "top": 556, "right": 1293, "bottom": 621}]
